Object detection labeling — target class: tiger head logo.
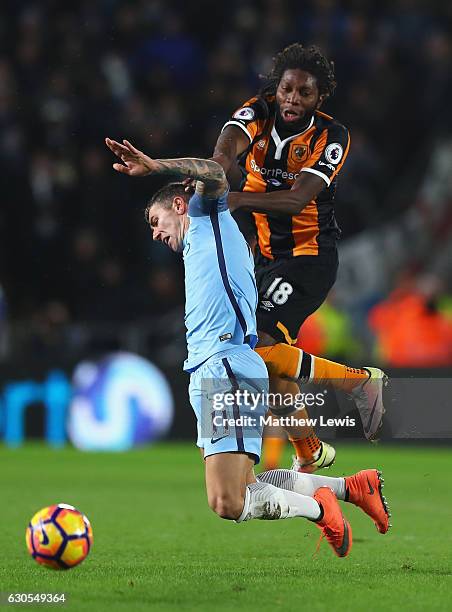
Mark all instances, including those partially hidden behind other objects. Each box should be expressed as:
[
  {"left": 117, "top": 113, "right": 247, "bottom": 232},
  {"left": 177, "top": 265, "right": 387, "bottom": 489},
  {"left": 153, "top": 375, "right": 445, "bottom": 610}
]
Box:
[{"left": 290, "top": 144, "right": 308, "bottom": 163}]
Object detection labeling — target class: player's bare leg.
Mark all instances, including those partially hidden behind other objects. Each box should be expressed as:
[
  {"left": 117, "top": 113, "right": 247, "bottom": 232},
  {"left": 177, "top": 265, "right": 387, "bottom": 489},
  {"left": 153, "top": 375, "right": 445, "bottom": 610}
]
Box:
[
  {"left": 204, "top": 452, "right": 352, "bottom": 556},
  {"left": 205, "top": 452, "right": 255, "bottom": 519},
  {"left": 204, "top": 451, "right": 322, "bottom": 523}
]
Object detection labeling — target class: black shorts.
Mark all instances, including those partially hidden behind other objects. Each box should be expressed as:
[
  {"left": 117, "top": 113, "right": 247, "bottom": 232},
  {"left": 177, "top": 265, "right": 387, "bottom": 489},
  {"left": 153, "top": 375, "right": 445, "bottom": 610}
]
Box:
[{"left": 255, "top": 251, "right": 339, "bottom": 344}]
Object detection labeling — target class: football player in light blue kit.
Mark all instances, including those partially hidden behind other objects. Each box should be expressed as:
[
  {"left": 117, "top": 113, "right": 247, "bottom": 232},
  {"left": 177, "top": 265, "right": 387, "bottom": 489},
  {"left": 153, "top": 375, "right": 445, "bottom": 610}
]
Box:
[{"left": 104, "top": 136, "right": 389, "bottom": 557}]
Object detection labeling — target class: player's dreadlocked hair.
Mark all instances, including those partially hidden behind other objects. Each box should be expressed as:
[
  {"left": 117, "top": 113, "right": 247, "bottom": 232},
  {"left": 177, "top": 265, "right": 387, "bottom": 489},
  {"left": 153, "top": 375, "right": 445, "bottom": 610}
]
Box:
[
  {"left": 145, "top": 182, "right": 194, "bottom": 221},
  {"left": 260, "top": 43, "right": 337, "bottom": 100}
]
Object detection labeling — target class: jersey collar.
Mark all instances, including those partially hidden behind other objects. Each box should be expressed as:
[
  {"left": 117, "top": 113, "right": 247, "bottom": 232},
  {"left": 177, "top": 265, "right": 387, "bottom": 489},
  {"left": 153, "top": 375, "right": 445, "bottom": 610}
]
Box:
[{"left": 271, "top": 115, "right": 314, "bottom": 160}]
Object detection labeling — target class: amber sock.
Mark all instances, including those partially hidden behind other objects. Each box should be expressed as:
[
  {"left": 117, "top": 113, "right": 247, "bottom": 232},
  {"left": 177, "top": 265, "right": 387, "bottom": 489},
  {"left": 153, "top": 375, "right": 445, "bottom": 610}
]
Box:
[
  {"left": 290, "top": 432, "right": 322, "bottom": 464},
  {"left": 309, "top": 355, "right": 369, "bottom": 393},
  {"left": 262, "top": 436, "right": 286, "bottom": 471},
  {"left": 268, "top": 377, "right": 321, "bottom": 465},
  {"left": 289, "top": 432, "right": 322, "bottom": 464}
]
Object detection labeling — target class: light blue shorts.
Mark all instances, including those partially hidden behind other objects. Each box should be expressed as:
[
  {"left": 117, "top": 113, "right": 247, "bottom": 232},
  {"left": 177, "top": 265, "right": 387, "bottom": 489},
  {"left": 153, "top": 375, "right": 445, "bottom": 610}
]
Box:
[{"left": 189, "top": 345, "right": 269, "bottom": 463}]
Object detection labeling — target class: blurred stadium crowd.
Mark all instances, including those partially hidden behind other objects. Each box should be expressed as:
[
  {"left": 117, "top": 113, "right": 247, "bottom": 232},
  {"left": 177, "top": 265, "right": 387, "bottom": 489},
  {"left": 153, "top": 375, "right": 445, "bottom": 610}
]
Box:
[{"left": 1, "top": 0, "right": 452, "bottom": 366}]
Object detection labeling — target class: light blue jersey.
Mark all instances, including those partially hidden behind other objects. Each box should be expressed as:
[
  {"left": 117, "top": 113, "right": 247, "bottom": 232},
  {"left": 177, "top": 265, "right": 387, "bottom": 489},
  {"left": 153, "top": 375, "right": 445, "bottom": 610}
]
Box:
[{"left": 183, "top": 190, "right": 258, "bottom": 372}]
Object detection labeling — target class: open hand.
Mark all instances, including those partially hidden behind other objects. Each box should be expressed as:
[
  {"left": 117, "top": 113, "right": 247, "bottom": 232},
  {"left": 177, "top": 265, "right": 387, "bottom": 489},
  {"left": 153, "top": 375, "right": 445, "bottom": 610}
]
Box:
[{"left": 105, "top": 138, "right": 157, "bottom": 176}]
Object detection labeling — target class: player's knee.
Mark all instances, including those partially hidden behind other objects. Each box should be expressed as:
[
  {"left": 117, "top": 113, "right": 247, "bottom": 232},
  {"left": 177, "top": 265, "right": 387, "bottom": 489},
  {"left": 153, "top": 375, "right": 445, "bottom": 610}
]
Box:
[
  {"left": 208, "top": 492, "right": 244, "bottom": 520},
  {"left": 255, "top": 342, "right": 301, "bottom": 379},
  {"left": 255, "top": 346, "right": 278, "bottom": 376}
]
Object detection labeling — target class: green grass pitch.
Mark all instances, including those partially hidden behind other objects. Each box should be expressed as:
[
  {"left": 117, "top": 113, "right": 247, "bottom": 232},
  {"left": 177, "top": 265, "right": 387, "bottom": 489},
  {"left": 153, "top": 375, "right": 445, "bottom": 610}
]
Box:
[{"left": 1, "top": 442, "right": 451, "bottom": 611}]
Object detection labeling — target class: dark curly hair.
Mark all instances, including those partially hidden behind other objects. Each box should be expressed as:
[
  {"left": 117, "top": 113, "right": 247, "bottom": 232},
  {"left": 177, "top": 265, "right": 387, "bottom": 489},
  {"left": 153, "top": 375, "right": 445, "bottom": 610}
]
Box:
[{"left": 260, "top": 43, "right": 337, "bottom": 100}]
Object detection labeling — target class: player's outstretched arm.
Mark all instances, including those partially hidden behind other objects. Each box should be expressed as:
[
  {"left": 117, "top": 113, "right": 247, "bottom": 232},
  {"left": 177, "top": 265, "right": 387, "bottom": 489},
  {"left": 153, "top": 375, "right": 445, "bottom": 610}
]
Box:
[
  {"left": 105, "top": 138, "right": 228, "bottom": 197},
  {"left": 105, "top": 138, "right": 158, "bottom": 176}
]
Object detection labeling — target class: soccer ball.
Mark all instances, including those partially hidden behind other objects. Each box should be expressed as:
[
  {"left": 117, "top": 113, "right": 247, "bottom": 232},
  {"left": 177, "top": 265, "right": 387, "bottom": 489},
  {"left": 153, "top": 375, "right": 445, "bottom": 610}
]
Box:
[{"left": 25, "top": 503, "right": 93, "bottom": 569}]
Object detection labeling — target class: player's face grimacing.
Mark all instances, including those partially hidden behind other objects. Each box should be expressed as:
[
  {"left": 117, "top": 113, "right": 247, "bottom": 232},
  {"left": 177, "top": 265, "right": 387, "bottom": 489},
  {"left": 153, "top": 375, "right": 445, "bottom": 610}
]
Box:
[
  {"left": 276, "top": 69, "right": 323, "bottom": 130},
  {"left": 148, "top": 200, "right": 187, "bottom": 253}
]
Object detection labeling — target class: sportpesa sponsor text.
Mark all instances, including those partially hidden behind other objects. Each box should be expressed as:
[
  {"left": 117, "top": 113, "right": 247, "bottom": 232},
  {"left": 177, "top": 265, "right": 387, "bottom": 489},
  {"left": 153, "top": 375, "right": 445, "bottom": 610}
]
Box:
[
  {"left": 249, "top": 158, "right": 335, "bottom": 181},
  {"left": 250, "top": 158, "right": 300, "bottom": 181}
]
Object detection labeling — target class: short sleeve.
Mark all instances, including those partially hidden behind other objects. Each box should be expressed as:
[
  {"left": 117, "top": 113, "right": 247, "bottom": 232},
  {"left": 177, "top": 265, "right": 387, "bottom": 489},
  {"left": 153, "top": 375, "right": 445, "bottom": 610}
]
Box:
[
  {"left": 188, "top": 189, "right": 230, "bottom": 217},
  {"left": 301, "top": 123, "right": 350, "bottom": 187},
  {"left": 221, "top": 97, "right": 263, "bottom": 143}
]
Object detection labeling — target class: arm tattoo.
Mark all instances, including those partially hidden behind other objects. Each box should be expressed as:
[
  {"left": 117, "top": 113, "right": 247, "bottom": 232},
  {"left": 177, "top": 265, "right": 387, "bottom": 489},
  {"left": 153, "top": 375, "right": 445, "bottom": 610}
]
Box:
[{"left": 151, "top": 158, "right": 228, "bottom": 197}]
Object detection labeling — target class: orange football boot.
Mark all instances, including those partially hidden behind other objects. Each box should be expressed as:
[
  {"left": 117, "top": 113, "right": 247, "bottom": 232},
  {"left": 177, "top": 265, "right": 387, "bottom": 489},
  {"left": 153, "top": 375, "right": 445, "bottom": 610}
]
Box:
[
  {"left": 313, "top": 487, "right": 352, "bottom": 557},
  {"left": 345, "top": 469, "right": 391, "bottom": 534}
]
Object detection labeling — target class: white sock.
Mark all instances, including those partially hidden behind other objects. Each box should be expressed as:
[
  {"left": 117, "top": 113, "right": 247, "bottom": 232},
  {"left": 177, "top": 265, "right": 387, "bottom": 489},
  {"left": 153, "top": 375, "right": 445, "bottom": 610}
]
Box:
[
  {"left": 257, "top": 469, "right": 346, "bottom": 500},
  {"left": 236, "top": 481, "right": 321, "bottom": 523}
]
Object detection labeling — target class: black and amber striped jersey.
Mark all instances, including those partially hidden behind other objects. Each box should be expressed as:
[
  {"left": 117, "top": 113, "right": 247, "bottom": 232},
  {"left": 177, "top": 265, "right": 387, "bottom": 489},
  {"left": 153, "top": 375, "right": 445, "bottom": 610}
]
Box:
[{"left": 222, "top": 96, "right": 350, "bottom": 259}]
